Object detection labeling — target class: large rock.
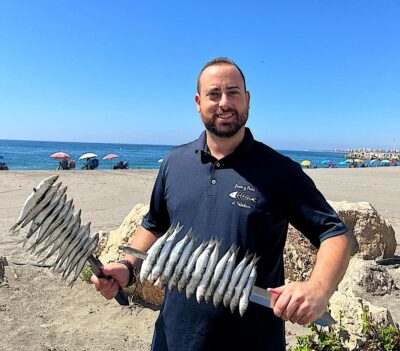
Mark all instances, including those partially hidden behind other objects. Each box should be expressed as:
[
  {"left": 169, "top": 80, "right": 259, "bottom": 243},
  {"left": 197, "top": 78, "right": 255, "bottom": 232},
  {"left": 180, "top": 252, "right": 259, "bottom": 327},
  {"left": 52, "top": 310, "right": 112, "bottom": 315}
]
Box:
[
  {"left": 98, "top": 204, "right": 149, "bottom": 264},
  {"left": 96, "top": 204, "right": 164, "bottom": 306},
  {"left": 284, "top": 201, "right": 397, "bottom": 281},
  {"left": 329, "top": 201, "right": 396, "bottom": 260},
  {"left": 329, "top": 258, "right": 397, "bottom": 349}
]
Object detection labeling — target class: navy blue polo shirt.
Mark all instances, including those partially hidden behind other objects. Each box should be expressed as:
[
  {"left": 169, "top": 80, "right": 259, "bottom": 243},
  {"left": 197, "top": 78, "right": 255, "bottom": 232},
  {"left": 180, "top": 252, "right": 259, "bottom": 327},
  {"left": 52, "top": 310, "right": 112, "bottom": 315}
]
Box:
[{"left": 142, "top": 128, "right": 347, "bottom": 351}]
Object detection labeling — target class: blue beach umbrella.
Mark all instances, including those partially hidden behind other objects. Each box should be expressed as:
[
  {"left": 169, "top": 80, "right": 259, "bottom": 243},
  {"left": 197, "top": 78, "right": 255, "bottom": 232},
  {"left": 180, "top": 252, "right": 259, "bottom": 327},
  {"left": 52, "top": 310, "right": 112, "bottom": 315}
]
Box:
[
  {"left": 381, "top": 160, "right": 390, "bottom": 164},
  {"left": 338, "top": 161, "right": 347, "bottom": 165},
  {"left": 344, "top": 159, "right": 354, "bottom": 163},
  {"left": 321, "top": 160, "right": 333, "bottom": 164}
]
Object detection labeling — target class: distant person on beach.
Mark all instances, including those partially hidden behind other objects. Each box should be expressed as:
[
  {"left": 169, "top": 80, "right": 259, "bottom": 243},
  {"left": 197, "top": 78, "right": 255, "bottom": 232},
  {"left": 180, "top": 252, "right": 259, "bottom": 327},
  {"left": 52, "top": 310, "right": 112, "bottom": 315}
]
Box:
[
  {"left": 91, "top": 57, "right": 351, "bottom": 350},
  {"left": 69, "top": 160, "right": 76, "bottom": 169}
]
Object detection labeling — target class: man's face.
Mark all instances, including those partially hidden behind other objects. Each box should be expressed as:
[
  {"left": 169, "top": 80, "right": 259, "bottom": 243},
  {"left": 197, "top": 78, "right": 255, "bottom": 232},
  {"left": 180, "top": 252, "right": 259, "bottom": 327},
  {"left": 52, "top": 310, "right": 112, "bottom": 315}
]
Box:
[{"left": 195, "top": 64, "right": 250, "bottom": 138}]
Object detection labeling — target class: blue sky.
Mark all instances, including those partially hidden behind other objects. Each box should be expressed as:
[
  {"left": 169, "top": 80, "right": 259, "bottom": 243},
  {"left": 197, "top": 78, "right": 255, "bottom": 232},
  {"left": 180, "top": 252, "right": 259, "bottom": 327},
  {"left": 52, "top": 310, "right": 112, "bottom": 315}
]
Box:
[{"left": 0, "top": 1, "right": 399, "bottom": 150}]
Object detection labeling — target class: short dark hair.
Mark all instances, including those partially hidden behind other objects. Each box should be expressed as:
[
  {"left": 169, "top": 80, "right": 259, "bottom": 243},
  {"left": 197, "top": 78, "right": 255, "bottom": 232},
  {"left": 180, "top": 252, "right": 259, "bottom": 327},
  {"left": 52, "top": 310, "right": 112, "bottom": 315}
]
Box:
[{"left": 197, "top": 57, "right": 247, "bottom": 94}]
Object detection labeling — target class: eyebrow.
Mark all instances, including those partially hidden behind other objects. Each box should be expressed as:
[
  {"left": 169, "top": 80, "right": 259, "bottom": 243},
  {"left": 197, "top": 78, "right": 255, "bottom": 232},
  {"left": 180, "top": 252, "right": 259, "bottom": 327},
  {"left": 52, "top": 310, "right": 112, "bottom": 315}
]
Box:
[{"left": 206, "top": 85, "right": 241, "bottom": 92}]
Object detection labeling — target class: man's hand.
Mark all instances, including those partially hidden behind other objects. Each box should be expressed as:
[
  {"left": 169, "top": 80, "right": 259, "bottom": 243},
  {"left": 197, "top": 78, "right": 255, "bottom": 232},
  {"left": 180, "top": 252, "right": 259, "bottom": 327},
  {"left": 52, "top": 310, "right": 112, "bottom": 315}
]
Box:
[
  {"left": 90, "top": 262, "right": 130, "bottom": 300},
  {"left": 268, "top": 281, "right": 329, "bottom": 325}
]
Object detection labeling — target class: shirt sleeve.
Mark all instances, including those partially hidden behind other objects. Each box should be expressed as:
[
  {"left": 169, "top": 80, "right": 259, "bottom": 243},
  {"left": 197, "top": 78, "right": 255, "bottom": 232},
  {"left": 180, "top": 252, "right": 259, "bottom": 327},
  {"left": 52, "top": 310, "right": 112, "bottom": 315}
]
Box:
[
  {"left": 283, "top": 163, "right": 348, "bottom": 248},
  {"left": 141, "top": 164, "right": 171, "bottom": 235}
]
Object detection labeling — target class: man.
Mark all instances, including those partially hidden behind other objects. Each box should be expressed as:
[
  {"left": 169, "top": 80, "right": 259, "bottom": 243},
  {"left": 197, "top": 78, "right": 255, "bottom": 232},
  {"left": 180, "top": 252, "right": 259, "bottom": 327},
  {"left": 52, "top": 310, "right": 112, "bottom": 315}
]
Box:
[{"left": 92, "top": 58, "right": 351, "bottom": 350}]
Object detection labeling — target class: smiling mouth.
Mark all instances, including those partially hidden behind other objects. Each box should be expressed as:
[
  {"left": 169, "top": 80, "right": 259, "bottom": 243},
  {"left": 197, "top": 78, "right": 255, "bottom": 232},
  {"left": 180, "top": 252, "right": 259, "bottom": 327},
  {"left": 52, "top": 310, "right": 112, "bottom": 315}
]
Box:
[{"left": 215, "top": 112, "right": 236, "bottom": 120}]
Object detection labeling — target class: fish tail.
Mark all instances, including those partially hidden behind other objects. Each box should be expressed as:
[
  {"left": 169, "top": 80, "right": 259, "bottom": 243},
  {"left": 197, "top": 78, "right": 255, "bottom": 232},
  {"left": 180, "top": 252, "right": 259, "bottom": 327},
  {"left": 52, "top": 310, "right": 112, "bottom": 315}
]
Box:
[{"left": 10, "top": 224, "right": 20, "bottom": 234}]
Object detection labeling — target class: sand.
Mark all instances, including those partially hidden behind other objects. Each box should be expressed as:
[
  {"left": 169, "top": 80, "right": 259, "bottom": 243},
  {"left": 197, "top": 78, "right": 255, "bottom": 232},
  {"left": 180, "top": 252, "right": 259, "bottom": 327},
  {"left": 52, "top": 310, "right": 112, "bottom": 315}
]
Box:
[{"left": 0, "top": 168, "right": 399, "bottom": 350}]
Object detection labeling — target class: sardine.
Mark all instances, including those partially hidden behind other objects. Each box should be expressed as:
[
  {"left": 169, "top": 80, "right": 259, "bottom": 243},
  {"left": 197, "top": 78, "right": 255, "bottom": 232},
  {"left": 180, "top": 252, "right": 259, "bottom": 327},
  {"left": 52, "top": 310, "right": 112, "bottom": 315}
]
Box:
[
  {"left": 168, "top": 236, "right": 196, "bottom": 291},
  {"left": 186, "top": 240, "right": 216, "bottom": 299},
  {"left": 18, "top": 186, "right": 67, "bottom": 247},
  {"left": 196, "top": 240, "right": 221, "bottom": 303},
  {"left": 61, "top": 223, "right": 91, "bottom": 274},
  {"left": 27, "top": 194, "right": 67, "bottom": 253},
  {"left": 52, "top": 218, "right": 81, "bottom": 270},
  {"left": 223, "top": 251, "right": 252, "bottom": 308},
  {"left": 20, "top": 182, "right": 61, "bottom": 228},
  {"left": 150, "top": 223, "right": 184, "bottom": 283},
  {"left": 229, "top": 255, "right": 260, "bottom": 313},
  {"left": 177, "top": 241, "right": 208, "bottom": 293},
  {"left": 158, "top": 229, "right": 192, "bottom": 288},
  {"left": 139, "top": 225, "right": 175, "bottom": 283},
  {"left": 35, "top": 208, "right": 74, "bottom": 258},
  {"left": 213, "top": 245, "right": 239, "bottom": 308},
  {"left": 238, "top": 266, "right": 257, "bottom": 317},
  {"left": 63, "top": 232, "right": 97, "bottom": 280},
  {"left": 204, "top": 245, "right": 236, "bottom": 303},
  {"left": 36, "top": 208, "right": 81, "bottom": 262},
  {"left": 10, "top": 175, "right": 59, "bottom": 233},
  {"left": 67, "top": 233, "right": 99, "bottom": 287}
]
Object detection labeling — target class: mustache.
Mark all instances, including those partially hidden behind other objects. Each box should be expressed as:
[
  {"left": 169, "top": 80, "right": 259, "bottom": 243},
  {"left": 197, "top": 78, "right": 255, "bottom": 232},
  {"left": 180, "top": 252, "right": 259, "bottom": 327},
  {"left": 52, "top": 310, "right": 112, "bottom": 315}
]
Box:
[{"left": 213, "top": 109, "right": 238, "bottom": 117}]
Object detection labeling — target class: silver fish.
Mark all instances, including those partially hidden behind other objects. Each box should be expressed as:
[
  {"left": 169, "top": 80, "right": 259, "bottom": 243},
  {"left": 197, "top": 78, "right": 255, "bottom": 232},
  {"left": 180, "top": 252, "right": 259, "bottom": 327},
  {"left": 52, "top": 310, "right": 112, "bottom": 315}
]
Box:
[
  {"left": 223, "top": 252, "right": 252, "bottom": 308},
  {"left": 139, "top": 225, "right": 175, "bottom": 283},
  {"left": 61, "top": 223, "right": 91, "bottom": 274},
  {"left": 10, "top": 175, "right": 59, "bottom": 233},
  {"left": 238, "top": 266, "right": 257, "bottom": 317},
  {"left": 196, "top": 240, "right": 221, "bottom": 303},
  {"left": 186, "top": 240, "right": 216, "bottom": 299},
  {"left": 27, "top": 194, "right": 67, "bottom": 253},
  {"left": 52, "top": 218, "right": 81, "bottom": 270},
  {"left": 20, "top": 182, "right": 62, "bottom": 228},
  {"left": 35, "top": 208, "right": 74, "bottom": 258},
  {"left": 213, "top": 245, "right": 239, "bottom": 308},
  {"left": 168, "top": 236, "right": 196, "bottom": 291},
  {"left": 38, "top": 199, "right": 73, "bottom": 246},
  {"left": 230, "top": 255, "right": 260, "bottom": 313},
  {"left": 177, "top": 241, "right": 208, "bottom": 293},
  {"left": 204, "top": 245, "right": 236, "bottom": 303},
  {"left": 158, "top": 229, "right": 193, "bottom": 288},
  {"left": 19, "top": 186, "right": 67, "bottom": 247},
  {"left": 36, "top": 208, "right": 81, "bottom": 262},
  {"left": 67, "top": 233, "right": 99, "bottom": 287},
  {"left": 63, "top": 232, "right": 97, "bottom": 280},
  {"left": 150, "top": 223, "right": 184, "bottom": 284}
]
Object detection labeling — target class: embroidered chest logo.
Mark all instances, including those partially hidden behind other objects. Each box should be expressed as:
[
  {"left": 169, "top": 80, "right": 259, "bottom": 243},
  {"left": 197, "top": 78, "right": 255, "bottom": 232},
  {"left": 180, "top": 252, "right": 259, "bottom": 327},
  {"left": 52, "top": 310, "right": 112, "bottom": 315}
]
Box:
[{"left": 229, "top": 184, "right": 258, "bottom": 210}]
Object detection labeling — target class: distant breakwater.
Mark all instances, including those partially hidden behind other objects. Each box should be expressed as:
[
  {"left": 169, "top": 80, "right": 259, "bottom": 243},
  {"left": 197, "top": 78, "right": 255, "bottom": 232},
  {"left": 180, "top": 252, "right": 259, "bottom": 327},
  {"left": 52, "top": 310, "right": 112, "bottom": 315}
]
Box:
[{"left": 345, "top": 151, "right": 400, "bottom": 161}]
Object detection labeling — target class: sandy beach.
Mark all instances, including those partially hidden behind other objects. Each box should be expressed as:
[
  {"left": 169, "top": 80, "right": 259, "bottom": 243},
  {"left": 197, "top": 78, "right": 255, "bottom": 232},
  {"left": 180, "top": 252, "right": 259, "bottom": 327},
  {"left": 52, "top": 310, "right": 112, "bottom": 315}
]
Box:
[{"left": 1, "top": 168, "right": 399, "bottom": 350}]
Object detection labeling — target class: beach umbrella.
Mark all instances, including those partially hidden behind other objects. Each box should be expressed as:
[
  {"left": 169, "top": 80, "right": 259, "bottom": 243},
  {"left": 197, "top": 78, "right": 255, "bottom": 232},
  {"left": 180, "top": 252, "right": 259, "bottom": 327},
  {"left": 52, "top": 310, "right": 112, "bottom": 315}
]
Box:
[
  {"left": 300, "top": 160, "right": 311, "bottom": 167},
  {"left": 344, "top": 159, "right": 354, "bottom": 163},
  {"left": 390, "top": 161, "right": 397, "bottom": 166},
  {"left": 369, "top": 159, "right": 379, "bottom": 163},
  {"left": 50, "top": 152, "right": 71, "bottom": 159},
  {"left": 103, "top": 153, "right": 119, "bottom": 160},
  {"left": 338, "top": 161, "right": 347, "bottom": 165},
  {"left": 354, "top": 159, "right": 365, "bottom": 163},
  {"left": 79, "top": 152, "right": 98, "bottom": 160},
  {"left": 381, "top": 160, "right": 390, "bottom": 164},
  {"left": 321, "top": 160, "right": 333, "bottom": 164}
]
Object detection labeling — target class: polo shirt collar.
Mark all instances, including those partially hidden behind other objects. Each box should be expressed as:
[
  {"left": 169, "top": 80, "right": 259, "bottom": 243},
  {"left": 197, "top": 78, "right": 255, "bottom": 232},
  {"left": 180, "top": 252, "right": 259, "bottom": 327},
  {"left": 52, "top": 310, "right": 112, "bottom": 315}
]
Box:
[{"left": 195, "top": 127, "right": 255, "bottom": 155}]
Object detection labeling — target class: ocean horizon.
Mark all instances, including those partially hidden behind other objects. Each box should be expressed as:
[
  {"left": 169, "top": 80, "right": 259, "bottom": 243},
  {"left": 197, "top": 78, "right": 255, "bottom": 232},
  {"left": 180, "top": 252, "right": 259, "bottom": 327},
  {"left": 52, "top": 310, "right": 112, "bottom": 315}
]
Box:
[{"left": 0, "top": 138, "right": 349, "bottom": 170}]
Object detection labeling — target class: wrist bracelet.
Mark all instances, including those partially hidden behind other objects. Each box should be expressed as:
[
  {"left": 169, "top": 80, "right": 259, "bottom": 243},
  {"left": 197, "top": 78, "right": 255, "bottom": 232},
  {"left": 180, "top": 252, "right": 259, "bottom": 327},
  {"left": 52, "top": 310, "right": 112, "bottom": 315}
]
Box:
[{"left": 117, "top": 259, "right": 137, "bottom": 287}]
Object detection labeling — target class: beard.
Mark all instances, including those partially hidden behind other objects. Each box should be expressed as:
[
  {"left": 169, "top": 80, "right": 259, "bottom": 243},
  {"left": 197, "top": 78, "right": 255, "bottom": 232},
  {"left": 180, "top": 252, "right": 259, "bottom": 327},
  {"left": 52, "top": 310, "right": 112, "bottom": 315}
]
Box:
[{"left": 202, "top": 108, "right": 249, "bottom": 138}]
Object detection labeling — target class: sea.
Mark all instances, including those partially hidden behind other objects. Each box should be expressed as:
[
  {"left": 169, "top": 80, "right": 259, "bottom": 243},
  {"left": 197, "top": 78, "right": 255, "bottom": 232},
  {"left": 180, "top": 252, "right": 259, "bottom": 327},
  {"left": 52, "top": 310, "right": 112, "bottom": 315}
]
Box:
[{"left": 0, "top": 139, "right": 349, "bottom": 170}]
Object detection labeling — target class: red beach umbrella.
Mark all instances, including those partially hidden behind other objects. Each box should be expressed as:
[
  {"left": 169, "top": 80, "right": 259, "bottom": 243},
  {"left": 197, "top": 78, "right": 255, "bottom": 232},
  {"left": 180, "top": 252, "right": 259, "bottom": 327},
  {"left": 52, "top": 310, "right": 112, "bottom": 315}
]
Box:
[
  {"left": 50, "top": 152, "right": 71, "bottom": 159},
  {"left": 103, "top": 153, "right": 120, "bottom": 160}
]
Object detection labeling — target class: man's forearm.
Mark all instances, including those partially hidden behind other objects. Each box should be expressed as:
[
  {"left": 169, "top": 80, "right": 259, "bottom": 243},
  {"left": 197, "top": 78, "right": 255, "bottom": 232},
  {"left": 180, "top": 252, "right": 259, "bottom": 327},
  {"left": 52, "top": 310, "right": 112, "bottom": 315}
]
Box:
[{"left": 309, "top": 233, "right": 352, "bottom": 297}]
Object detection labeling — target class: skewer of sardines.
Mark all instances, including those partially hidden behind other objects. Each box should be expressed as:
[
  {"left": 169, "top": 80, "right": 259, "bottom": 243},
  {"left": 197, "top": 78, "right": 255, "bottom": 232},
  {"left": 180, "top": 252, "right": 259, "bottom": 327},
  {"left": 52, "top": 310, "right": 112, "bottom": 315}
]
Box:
[
  {"left": 135, "top": 223, "right": 259, "bottom": 317},
  {"left": 10, "top": 175, "right": 100, "bottom": 287}
]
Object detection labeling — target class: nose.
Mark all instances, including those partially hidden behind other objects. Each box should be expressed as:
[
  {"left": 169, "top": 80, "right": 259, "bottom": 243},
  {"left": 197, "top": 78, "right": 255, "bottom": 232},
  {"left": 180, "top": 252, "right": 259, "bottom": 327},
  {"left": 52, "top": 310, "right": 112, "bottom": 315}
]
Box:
[{"left": 219, "top": 93, "right": 231, "bottom": 110}]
